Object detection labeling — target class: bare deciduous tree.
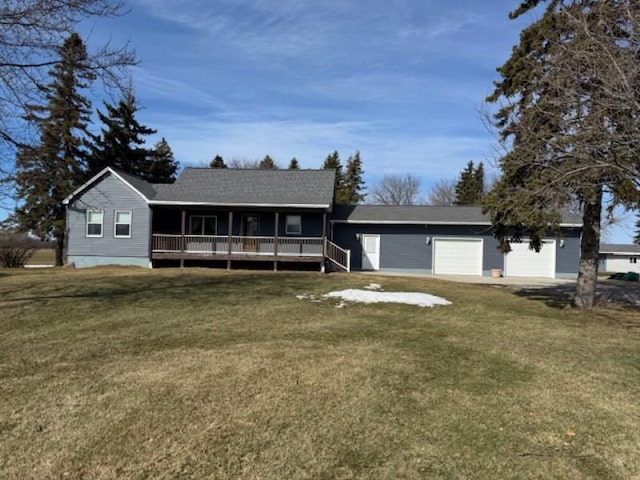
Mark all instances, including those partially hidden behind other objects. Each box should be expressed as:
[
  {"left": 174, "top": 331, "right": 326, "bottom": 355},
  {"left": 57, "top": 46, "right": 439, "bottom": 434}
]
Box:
[
  {"left": 370, "top": 173, "right": 421, "bottom": 205},
  {"left": 227, "top": 158, "right": 261, "bottom": 169},
  {"left": 427, "top": 178, "right": 457, "bottom": 206}
]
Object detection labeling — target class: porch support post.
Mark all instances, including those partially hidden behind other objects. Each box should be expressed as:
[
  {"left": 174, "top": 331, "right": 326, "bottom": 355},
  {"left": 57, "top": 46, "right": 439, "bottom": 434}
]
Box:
[
  {"left": 321, "top": 211, "right": 327, "bottom": 273},
  {"left": 227, "top": 211, "right": 233, "bottom": 270},
  {"left": 180, "top": 209, "right": 186, "bottom": 268},
  {"left": 274, "top": 211, "right": 279, "bottom": 271}
]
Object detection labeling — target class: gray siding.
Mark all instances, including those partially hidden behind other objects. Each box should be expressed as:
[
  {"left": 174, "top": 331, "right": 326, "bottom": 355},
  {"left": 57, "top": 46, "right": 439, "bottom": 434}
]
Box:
[
  {"left": 332, "top": 222, "right": 580, "bottom": 276},
  {"left": 555, "top": 228, "right": 581, "bottom": 277},
  {"left": 66, "top": 173, "right": 150, "bottom": 258}
]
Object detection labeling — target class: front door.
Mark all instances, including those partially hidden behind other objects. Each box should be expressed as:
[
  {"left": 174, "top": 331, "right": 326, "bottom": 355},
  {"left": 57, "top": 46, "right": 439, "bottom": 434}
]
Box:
[
  {"left": 361, "top": 234, "right": 380, "bottom": 270},
  {"left": 241, "top": 215, "right": 259, "bottom": 251}
]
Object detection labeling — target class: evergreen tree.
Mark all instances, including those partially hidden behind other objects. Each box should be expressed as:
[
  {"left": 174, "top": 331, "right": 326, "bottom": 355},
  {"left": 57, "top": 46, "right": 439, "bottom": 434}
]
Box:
[
  {"left": 147, "top": 138, "right": 178, "bottom": 183},
  {"left": 87, "top": 90, "right": 157, "bottom": 180},
  {"left": 13, "top": 33, "right": 94, "bottom": 267},
  {"left": 322, "top": 150, "right": 345, "bottom": 202},
  {"left": 341, "top": 151, "right": 366, "bottom": 204},
  {"left": 484, "top": 1, "right": 640, "bottom": 308},
  {"left": 258, "top": 155, "right": 278, "bottom": 169},
  {"left": 455, "top": 161, "right": 484, "bottom": 205},
  {"left": 288, "top": 157, "right": 300, "bottom": 170},
  {"left": 210, "top": 155, "right": 226, "bottom": 168},
  {"left": 634, "top": 213, "right": 640, "bottom": 245}
]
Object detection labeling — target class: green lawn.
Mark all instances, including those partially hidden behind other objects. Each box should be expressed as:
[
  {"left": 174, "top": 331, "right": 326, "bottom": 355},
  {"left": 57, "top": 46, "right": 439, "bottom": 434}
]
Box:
[{"left": 1, "top": 268, "right": 639, "bottom": 479}]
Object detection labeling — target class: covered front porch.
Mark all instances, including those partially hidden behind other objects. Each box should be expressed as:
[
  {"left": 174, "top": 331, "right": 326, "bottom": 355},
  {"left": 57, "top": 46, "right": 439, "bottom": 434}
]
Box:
[{"left": 150, "top": 206, "right": 329, "bottom": 270}]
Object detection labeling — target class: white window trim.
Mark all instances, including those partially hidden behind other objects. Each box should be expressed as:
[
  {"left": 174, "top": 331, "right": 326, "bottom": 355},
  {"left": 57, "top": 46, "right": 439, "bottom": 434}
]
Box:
[
  {"left": 86, "top": 210, "right": 104, "bottom": 238},
  {"left": 285, "top": 215, "right": 302, "bottom": 235},
  {"left": 114, "top": 210, "right": 132, "bottom": 238},
  {"left": 189, "top": 215, "right": 217, "bottom": 235}
]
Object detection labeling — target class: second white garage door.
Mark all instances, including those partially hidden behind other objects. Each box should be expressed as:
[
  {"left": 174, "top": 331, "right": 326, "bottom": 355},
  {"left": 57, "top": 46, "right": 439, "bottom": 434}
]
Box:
[
  {"left": 504, "top": 240, "right": 556, "bottom": 278},
  {"left": 433, "top": 238, "right": 483, "bottom": 276}
]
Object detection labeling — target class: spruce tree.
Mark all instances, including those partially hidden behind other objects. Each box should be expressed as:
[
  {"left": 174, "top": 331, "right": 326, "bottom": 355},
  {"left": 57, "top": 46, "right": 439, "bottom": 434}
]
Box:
[
  {"left": 210, "top": 155, "right": 226, "bottom": 168},
  {"left": 13, "top": 33, "right": 94, "bottom": 267},
  {"left": 147, "top": 138, "right": 178, "bottom": 183},
  {"left": 484, "top": 1, "right": 640, "bottom": 308},
  {"left": 87, "top": 91, "right": 157, "bottom": 180},
  {"left": 455, "top": 161, "right": 484, "bottom": 205},
  {"left": 322, "top": 150, "right": 345, "bottom": 202},
  {"left": 258, "top": 155, "right": 278, "bottom": 169},
  {"left": 288, "top": 158, "right": 300, "bottom": 170},
  {"left": 342, "top": 151, "right": 366, "bottom": 204},
  {"left": 634, "top": 214, "right": 640, "bottom": 245}
]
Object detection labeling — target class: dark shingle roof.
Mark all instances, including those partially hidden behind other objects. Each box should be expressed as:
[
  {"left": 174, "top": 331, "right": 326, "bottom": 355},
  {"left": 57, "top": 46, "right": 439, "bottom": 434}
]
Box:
[
  {"left": 151, "top": 168, "right": 335, "bottom": 207},
  {"left": 332, "top": 204, "right": 583, "bottom": 226},
  {"left": 332, "top": 204, "right": 490, "bottom": 224},
  {"left": 600, "top": 243, "right": 640, "bottom": 254},
  {"left": 113, "top": 169, "right": 157, "bottom": 199}
]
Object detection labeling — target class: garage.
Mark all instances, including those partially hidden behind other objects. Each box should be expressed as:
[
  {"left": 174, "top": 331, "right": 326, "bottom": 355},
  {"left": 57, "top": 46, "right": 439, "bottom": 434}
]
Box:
[
  {"left": 433, "top": 238, "right": 483, "bottom": 276},
  {"left": 504, "top": 240, "right": 556, "bottom": 278}
]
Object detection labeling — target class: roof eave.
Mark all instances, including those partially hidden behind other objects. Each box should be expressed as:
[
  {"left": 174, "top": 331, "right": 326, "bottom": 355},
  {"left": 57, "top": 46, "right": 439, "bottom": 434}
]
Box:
[
  {"left": 62, "top": 167, "right": 150, "bottom": 205},
  {"left": 148, "top": 200, "right": 331, "bottom": 209}
]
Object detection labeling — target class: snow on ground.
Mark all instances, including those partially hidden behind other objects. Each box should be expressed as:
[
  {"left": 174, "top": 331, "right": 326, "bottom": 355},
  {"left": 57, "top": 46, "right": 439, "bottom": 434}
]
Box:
[
  {"left": 323, "top": 289, "right": 451, "bottom": 308},
  {"left": 363, "top": 283, "right": 383, "bottom": 291}
]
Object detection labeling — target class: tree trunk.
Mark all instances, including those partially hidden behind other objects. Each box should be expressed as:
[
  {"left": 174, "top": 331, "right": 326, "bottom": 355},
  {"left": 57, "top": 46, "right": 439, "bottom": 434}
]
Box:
[
  {"left": 55, "top": 234, "right": 64, "bottom": 267},
  {"left": 573, "top": 186, "right": 602, "bottom": 309}
]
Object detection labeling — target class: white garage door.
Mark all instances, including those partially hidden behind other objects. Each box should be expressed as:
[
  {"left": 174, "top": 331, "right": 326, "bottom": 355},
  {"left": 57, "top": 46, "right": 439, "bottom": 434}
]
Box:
[
  {"left": 504, "top": 240, "right": 556, "bottom": 278},
  {"left": 433, "top": 238, "right": 483, "bottom": 276}
]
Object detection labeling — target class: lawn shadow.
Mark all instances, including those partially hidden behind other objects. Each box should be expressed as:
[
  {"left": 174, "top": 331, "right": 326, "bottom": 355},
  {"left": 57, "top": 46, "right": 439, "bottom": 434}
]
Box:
[
  {"left": 514, "top": 284, "right": 576, "bottom": 309},
  {"left": 514, "top": 280, "right": 640, "bottom": 311},
  {"left": 0, "top": 272, "right": 312, "bottom": 305}
]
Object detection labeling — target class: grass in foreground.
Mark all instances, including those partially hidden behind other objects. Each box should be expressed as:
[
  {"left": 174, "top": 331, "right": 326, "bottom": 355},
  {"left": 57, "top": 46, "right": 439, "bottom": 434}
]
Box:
[{"left": 0, "top": 268, "right": 639, "bottom": 479}]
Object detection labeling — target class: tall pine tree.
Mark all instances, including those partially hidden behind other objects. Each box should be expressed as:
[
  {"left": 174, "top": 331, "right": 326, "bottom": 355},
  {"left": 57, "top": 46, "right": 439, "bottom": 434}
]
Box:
[
  {"left": 13, "top": 33, "right": 94, "bottom": 266},
  {"left": 87, "top": 90, "right": 157, "bottom": 180},
  {"left": 210, "top": 155, "right": 226, "bottom": 168},
  {"left": 634, "top": 213, "right": 640, "bottom": 245},
  {"left": 259, "top": 155, "right": 278, "bottom": 169},
  {"left": 484, "top": 1, "right": 640, "bottom": 308},
  {"left": 342, "top": 151, "right": 366, "bottom": 204},
  {"left": 288, "top": 157, "right": 300, "bottom": 170},
  {"left": 322, "top": 150, "right": 345, "bottom": 203},
  {"left": 455, "top": 161, "right": 484, "bottom": 205},
  {"left": 147, "top": 137, "right": 178, "bottom": 183}
]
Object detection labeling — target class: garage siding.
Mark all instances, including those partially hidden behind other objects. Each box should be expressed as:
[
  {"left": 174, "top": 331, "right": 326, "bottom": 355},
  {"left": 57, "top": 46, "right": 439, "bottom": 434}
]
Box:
[
  {"left": 331, "top": 222, "right": 581, "bottom": 277},
  {"left": 332, "top": 223, "right": 502, "bottom": 274}
]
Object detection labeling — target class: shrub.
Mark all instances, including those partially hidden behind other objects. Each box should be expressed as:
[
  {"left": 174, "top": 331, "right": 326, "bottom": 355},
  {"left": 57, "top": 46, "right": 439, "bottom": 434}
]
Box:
[{"left": 0, "top": 231, "right": 37, "bottom": 268}]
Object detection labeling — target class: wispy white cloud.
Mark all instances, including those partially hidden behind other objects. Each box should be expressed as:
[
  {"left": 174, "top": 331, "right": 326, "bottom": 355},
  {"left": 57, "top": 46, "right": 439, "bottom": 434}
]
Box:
[
  {"left": 133, "top": 68, "right": 230, "bottom": 111},
  {"left": 140, "top": 112, "right": 492, "bottom": 188}
]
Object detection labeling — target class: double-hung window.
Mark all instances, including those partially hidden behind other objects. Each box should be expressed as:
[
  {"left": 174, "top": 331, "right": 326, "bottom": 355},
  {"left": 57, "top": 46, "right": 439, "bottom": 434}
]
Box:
[
  {"left": 114, "top": 211, "right": 132, "bottom": 238},
  {"left": 190, "top": 216, "right": 217, "bottom": 235},
  {"left": 86, "top": 210, "right": 103, "bottom": 237},
  {"left": 285, "top": 215, "right": 302, "bottom": 235}
]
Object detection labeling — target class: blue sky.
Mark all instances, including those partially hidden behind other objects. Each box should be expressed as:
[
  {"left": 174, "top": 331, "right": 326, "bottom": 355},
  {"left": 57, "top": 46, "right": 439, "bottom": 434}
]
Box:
[{"left": 54, "top": 1, "right": 640, "bottom": 241}]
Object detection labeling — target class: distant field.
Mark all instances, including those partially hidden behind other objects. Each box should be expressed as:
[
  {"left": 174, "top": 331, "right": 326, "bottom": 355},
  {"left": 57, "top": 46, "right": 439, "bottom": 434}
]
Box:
[
  {"left": 26, "top": 248, "right": 55, "bottom": 266},
  {"left": 1, "top": 268, "right": 639, "bottom": 479}
]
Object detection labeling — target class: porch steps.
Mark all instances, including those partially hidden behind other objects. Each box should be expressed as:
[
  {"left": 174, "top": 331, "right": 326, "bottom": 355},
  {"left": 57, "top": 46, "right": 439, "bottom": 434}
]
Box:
[{"left": 325, "top": 239, "right": 350, "bottom": 272}]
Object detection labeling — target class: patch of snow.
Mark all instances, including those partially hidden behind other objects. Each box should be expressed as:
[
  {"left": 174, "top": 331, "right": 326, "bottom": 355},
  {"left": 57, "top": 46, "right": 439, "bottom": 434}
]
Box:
[
  {"left": 323, "top": 289, "right": 451, "bottom": 308},
  {"left": 363, "top": 283, "right": 383, "bottom": 291},
  {"left": 296, "top": 294, "right": 309, "bottom": 300}
]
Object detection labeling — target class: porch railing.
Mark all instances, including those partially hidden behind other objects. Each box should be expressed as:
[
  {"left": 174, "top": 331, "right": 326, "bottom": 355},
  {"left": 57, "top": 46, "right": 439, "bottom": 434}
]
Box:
[
  {"left": 325, "top": 239, "right": 351, "bottom": 272},
  {"left": 152, "top": 234, "right": 324, "bottom": 257}
]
